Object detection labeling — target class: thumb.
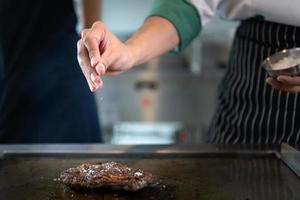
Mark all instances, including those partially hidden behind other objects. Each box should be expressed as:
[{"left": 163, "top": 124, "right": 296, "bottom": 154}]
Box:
[{"left": 95, "top": 54, "right": 111, "bottom": 75}]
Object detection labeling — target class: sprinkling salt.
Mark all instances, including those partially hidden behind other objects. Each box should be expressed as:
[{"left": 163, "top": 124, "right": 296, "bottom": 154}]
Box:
[{"left": 134, "top": 172, "right": 143, "bottom": 177}]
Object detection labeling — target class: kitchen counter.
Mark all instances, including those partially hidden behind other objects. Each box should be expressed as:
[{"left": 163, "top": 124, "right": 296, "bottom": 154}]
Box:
[
  {"left": 1, "top": 144, "right": 299, "bottom": 200},
  {"left": 0, "top": 144, "right": 279, "bottom": 158}
]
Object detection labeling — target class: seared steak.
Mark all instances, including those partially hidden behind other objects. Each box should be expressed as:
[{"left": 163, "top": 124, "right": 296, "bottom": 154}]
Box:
[{"left": 60, "top": 161, "right": 157, "bottom": 191}]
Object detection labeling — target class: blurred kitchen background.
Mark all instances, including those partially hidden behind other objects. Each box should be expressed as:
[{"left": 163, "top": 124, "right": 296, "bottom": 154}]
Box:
[{"left": 75, "top": 0, "right": 238, "bottom": 145}]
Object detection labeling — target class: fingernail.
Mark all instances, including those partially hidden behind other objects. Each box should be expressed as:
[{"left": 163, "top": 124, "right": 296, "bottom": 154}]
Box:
[
  {"left": 89, "top": 84, "right": 94, "bottom": 91},
  {"left": 91, "top": 73, "right": 97, "bottom": 82},
  {"left": 91, "top": 56, "right": 99, "bottom": 67},
  {"left": 96, "top": 64, "right": 105, "bottom": 75}
]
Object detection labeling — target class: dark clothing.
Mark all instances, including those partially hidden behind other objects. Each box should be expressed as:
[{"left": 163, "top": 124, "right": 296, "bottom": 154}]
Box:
[
  {"left": 209, "top": 19, "right": 300, "bottom": 145},
  {"left": 0, "top": 0, "right": 101, "bottom": 143}
]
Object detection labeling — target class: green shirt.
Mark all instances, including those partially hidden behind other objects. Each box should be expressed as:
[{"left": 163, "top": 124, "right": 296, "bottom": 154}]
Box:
[{"left": 148, "top": 0, "right": 202, "bottom": 52}]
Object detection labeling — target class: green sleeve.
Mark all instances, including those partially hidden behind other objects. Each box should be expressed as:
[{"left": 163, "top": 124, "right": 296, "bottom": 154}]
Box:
[{"left": 148, "top": 0, "right": 202, "bottom": 52}]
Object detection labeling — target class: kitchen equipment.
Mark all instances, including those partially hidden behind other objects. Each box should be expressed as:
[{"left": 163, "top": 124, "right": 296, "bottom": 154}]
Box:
[
  {"left": 1, "top": 144, "right": 300, "bottom": 200},
  {"left": 96, "top": 54, "right": 223, "bottom": 144},
  {"left": 262, "top": 48, "right": 300, "bottom": 78},
  {"left": 111, "top": 122, "right": 183, "bottom": 144}
]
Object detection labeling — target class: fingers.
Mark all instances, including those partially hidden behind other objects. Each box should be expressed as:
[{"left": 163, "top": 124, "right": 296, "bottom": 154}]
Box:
[
  {"left": 277, "top": 75, "right": 300, "bottom": 85},
  {"left": 81, "top": 33, "right": 101, "bottom": 67},
  {"left": 78, "top": 21, "right": 129, "bottom": 90},
  {"left": 81, "top": 22, "right": 110, "bottom": 76},
  {"left": 95, "top": 63, "right": 106, "bottom": 75},
  {"left": 79, "top": 22, "right": 110, "bottom": 91},
  {"left": 77, "top": 39, "right": 103, "bottom": 91},
  {"left": 96, "top": 49, "right": 113, "bottom": 74},
  {"left": 266, "top": 77, "right": 300, "bottom": 93},
  {"left": 81, "top": 22, "right": 107, "bottom": 68}
]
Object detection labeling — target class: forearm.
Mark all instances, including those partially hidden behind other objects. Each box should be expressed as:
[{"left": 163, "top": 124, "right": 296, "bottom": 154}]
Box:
[
  {"left": 83, "top": 0, "right": 101, "bottom": 28},
  {"left": 126, "top": 16, "right": 179, "bottom": 67}
]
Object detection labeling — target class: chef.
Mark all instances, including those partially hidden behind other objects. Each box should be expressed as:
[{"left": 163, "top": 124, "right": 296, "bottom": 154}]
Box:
[
  {"left": 0, "top": 0, "right": 102, "bottom": 143},
  {"left": 77, "top": 0, "right": 300, "bottom": 144}
]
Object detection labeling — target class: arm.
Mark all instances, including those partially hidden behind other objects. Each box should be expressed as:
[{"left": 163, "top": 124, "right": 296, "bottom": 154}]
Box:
[
  {"left": 126, "top": 17, "right": 179, "bottom": 67},
  {"left": 77, "top": 17, "right": 179, "bottom": 91},
  {"left": 82, "top": 0, "right": 101, "bottom": 28},
  {"left": 77, "top": 0, "right": 201, "bottom": 91}
]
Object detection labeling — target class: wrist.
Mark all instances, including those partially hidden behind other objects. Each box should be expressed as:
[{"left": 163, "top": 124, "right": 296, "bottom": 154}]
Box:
[{"left": 125, "top": 39, "right": 140, "bottom": 68}]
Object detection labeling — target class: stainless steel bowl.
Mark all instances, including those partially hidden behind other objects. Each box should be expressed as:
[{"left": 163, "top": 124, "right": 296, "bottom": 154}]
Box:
[{"left": 262, "top": 48, "right": 300, "bottom": 78}]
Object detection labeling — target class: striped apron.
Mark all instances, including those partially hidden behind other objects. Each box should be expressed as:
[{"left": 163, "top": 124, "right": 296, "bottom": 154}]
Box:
[{"left": 208, "top": 19, "right": 300, "bottom": 145}]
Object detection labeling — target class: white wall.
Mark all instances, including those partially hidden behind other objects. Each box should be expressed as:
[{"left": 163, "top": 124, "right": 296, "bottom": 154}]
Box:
[
  {"left": 102, "top": 0, "right": 154, "bottom": 34},
  {"left": 75, "top": 0, "right": 238, "bottom": 37},
  {"left": 74, "top": 0, "right": 154, "bottom": 34}
]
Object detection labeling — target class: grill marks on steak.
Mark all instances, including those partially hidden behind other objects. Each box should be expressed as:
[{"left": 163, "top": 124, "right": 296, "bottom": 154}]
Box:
[{"left": 60, "top": 161, "right": 156, "bottom": 191}]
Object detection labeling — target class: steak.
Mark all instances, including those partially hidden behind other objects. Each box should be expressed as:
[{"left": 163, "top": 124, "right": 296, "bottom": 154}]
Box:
[{"left": 59, "top": 161, "right": 157, "bottom": 191}]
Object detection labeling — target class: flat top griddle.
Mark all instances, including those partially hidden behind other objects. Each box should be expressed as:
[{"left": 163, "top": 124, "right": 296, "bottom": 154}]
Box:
[{"left": 0, "top": 144, "right": 299, "bottom": 200}]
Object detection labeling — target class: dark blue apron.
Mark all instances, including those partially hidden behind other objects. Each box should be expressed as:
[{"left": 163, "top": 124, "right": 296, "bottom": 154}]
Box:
[{"left": 0, "top": 0, "right": 101, "bottom": 143}]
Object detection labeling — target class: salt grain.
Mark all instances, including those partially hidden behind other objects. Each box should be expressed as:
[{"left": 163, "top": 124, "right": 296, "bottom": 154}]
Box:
[
  {"left": 272, "top": 56, "right": 300, "bottom": 70},
  {"left": 134, "top": 172, "right": 143, "bottom": 177}
]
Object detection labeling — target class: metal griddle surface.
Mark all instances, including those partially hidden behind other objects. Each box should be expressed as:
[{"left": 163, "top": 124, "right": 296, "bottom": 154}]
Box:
[{"left": 0, "top": 154, "right": 300, "bottom": 200}]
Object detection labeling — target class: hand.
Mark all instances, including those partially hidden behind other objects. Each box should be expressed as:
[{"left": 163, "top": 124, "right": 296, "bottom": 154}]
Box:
[
  {"left": 266, "top": 75, "right": 300, "bottom": 93},
  {"left": 77, "top": 21, "right": 134, "bottom": 92}
]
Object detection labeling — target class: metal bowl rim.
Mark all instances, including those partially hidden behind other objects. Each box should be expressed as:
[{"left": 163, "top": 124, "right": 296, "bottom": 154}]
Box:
[{"left": 262, "top": 47, "right": 300, "bottom": 71}]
